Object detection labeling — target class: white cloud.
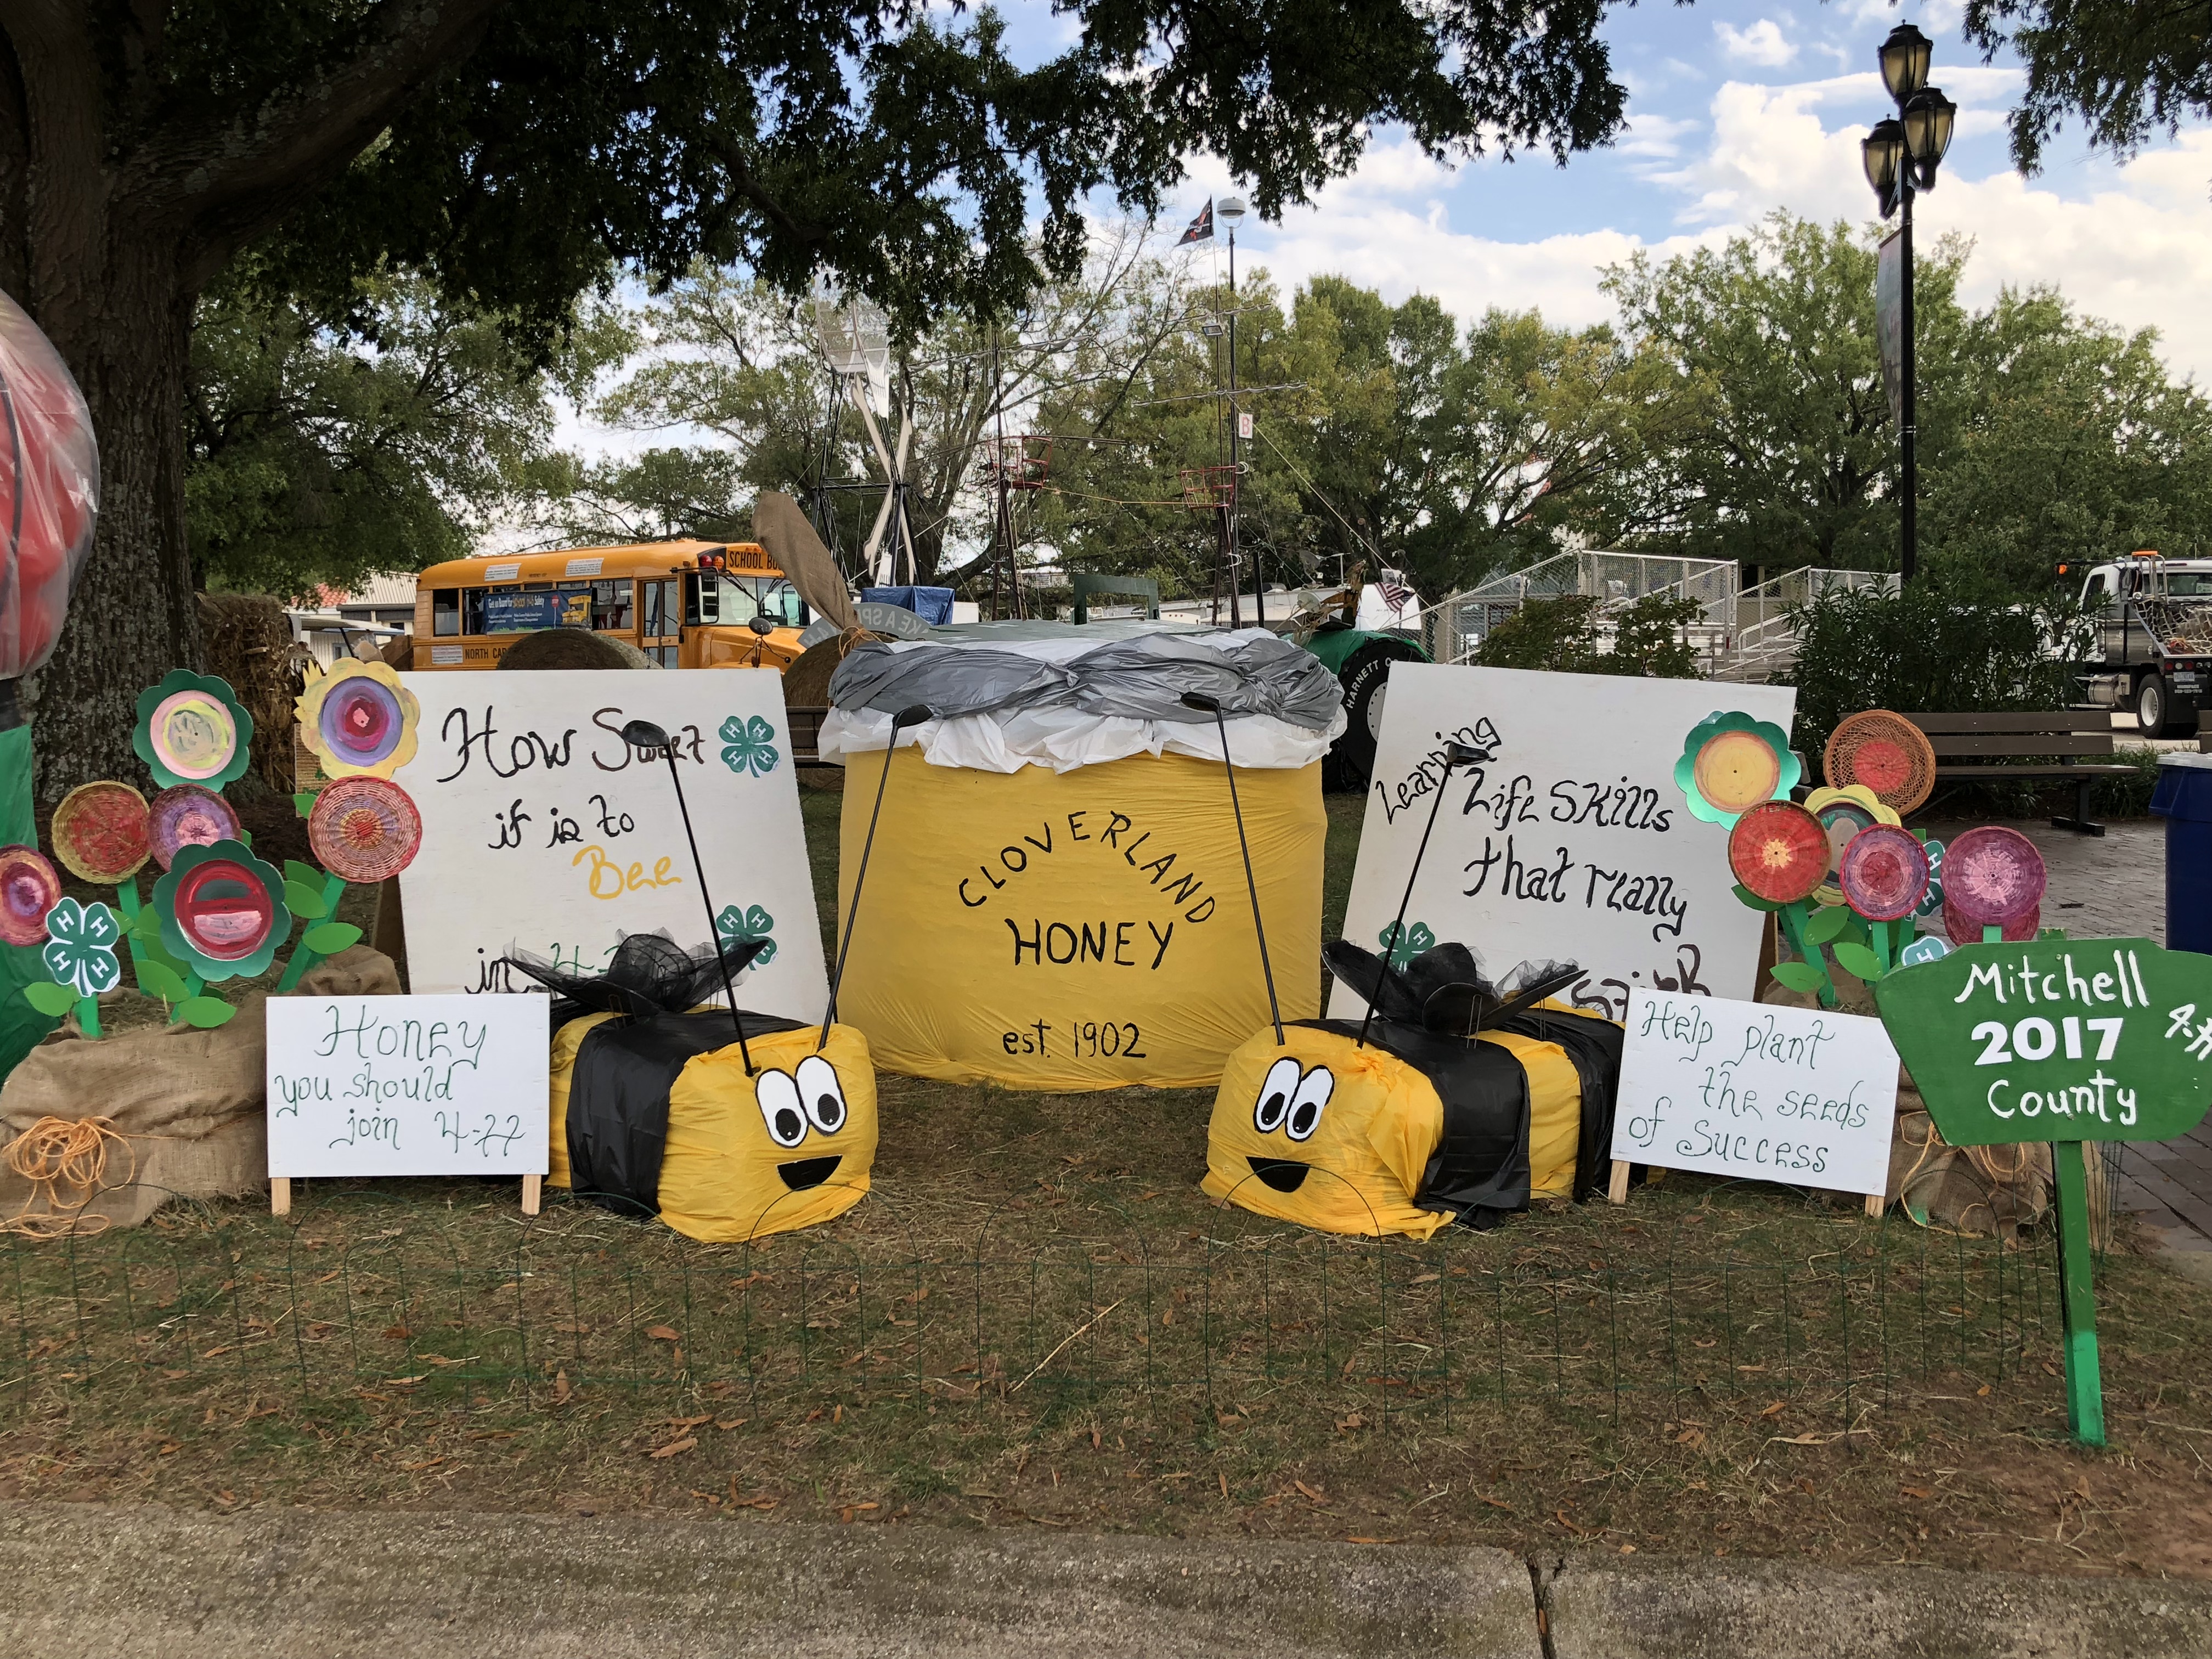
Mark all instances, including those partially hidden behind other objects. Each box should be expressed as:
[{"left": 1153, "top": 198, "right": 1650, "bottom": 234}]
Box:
[{"left": 1716, "top": 19, "right": 1798, "bottom": 68}]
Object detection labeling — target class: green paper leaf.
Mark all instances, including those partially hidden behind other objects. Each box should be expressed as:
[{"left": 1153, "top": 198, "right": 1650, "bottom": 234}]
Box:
[
  {"left": 303, "top": 922, "right": 362, "bottom": 955},
  {"left": 1832, "top": 941, "right": 1886, "bottom": 981},
  {"left": 134, "top": 960, "right": 189, "bottom": 1003},
  {"left": 1769, "top": 961, "right": 1829, "bottom": 994},
  {"left": 285, "top": 881, "right": 331, "bottom": 919},
  {"left": 1804, "top": 905, "right": 1852, "bottom": 944},
  {"left": 238, "top": 830, "right": 251, "bottom": 847},
  {"left": 176, "top": 996, "right": 235, "bottom": 1029},
  {"left": 22, "top": 981, "right": 77, "bottom": 1015},
  {"left": 130, "top": 908, "right": 165, "bottom": 944},
  {"left": 284, "top": 860, "right": 324, "bottom": 889},
  {"left": 1731, "top": 883, "right": 1785, "bottom": 913},
  {"left": 294, "top": 792, "right": 317, "bottom": 817}
]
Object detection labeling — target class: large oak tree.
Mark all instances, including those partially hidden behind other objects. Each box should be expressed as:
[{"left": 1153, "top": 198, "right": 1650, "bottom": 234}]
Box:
[{"left": 1, "top": 0, "right": 1629, "bottom": 792}]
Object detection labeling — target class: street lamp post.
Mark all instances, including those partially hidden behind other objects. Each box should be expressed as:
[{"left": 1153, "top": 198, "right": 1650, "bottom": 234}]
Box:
[
  {"left": 1217, "top": 196, "right": 1260, "bottom": 627},
  {"left": 1861, "top": 22, "right": 1956, "bottom": 585}
]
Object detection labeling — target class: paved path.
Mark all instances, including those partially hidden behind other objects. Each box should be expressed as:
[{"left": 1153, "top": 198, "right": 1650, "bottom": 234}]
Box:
[{"left": 2, "top": 1502, "right": 2209, "bottom": 1659}]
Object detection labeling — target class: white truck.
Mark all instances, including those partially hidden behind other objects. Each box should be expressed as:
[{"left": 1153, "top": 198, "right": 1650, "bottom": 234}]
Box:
[{"left": 2072, "top": 552, "right": 2212, "bottom": 737}]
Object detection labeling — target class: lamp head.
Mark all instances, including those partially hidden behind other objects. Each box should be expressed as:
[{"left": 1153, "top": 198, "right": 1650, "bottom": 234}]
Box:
[
  {"left": 1862, "top": 118, "right": 1906, "bottom": 215},
  {"left": 1901, "top": 85, "right": 1956, "bottom": 184},
  {"left": 890, "top": 704, "right": 934, "bottom": 731},
  {"left": 1181, "top": 691, "right": 1223, "bottom": 714},
  {"left": 1878, "top": 22, "right": 1932, "bottom": 103},
  {"left": 1217, "top": 196, "right": 1248, "bottom": 227},
  {"left": 620, "top": 719, "right": 672, "bottom": 751}
]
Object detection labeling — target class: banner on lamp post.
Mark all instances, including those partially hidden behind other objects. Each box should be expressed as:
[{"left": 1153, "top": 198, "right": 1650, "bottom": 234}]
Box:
[{"left": 1877, "top": 229, "right": 1905, "bottom": 429}]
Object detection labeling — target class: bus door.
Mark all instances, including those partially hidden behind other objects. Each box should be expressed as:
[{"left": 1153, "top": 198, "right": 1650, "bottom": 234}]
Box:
[{"left": 641, "top": 577, "right": 681, "bottom": 667}]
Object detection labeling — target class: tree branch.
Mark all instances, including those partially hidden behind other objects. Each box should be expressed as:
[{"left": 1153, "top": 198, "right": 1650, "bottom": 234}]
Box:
[{"left": 150, "top": 0, "right": 514, "bottom": 289}]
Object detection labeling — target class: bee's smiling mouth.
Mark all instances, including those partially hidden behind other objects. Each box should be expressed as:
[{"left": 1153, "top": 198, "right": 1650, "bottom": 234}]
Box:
[
  {"left": 1248, "top": 1156, "right": 1310, "bottom": 1193},
  {"left": 777, "top": 1155, "right": 842, "bottom": 1191}
]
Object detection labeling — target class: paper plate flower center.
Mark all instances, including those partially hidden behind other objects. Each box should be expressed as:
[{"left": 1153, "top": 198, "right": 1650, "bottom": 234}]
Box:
[
  {"left": 150, "top": 691, "right": 238, "bottom": 780},
  {"left": 1694, "top": 729, "right": 1782, "bottom": 815},
  {"left": 174, "top": 860, "right": 275, "bottom": 960}
]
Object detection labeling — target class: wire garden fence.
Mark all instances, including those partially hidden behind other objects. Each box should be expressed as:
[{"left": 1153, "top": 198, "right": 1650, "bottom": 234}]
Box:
[{"left": 0, "top": 1171, "right": 2100, "bottom": 1441}]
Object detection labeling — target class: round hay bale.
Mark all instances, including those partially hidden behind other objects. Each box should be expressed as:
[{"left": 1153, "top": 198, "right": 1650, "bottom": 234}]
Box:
[
  {"left": 380, "top": 632, "right": 415, "bottom": 669},
  {"left": 496, "top": 629, "right": 657, "bottom": 671},
  {"left": 194, "top": 592, "right": 308, "bottom": 793},
  {"left": 782, "top": 631, "right": 877, "bottom": 706}
]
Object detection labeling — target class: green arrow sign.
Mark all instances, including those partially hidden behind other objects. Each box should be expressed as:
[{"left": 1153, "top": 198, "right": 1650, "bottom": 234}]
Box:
[
  {"left": 1874, "top": 936, "right": 2212, "bottom": 1449},
  {"left": 1873, "top": 938, "right": 2212, "bottom": 1147}
]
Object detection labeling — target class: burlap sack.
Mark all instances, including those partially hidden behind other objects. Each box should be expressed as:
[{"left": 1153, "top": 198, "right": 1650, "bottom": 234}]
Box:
[
  {"left": 0, "top": 946, "right": 401, "bottom": 1233},
  {"left": 1762, "top": 974, "right": 2053, "bottom": 1235}
]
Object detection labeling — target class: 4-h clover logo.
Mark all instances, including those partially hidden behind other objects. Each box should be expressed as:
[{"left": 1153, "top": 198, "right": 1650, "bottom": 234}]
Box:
[
  {"left": 1379, "top": 919, "right": 1435, "bottom": 972},
  {"left": 716, "top": 903, "right": 776, "bottom": 966},
  {"left": 720, "top": 714, "right": 780, "bottom": 777},
  {"left": 43, "top": 898, "right": 122, "bottom": 997}
]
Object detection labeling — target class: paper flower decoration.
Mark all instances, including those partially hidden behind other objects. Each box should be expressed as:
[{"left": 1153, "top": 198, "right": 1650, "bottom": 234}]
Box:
[
  {"left": 308, "top": 777, "right": 425, "bottom": 883},
  {"left": 148, "top": 784, "right": 242, "bottom": 871},
  {"left": 715, "top": 902, "right": 777, "bottom": 967},
  {"left": 1824, "top": 710, "right": 1937, "bottom": 815},
  {"left": 1803, "top": 785, "right": 1900, "bottom": 907},
  {"left": 1379, "top": 919, "right": 1436, "bottom": 972},
  {"left": 151, "top": 839, "right": 291, "bottom": 981},
  {"left": 0, "top": 845, "right": 61, "bottom": 947},
  {"left": 134, "top": 670, "right": 253, "bottom": 791},
  {"left": 1727, "top": 802, "right": 1829, "bottom": 905},
  {"left": 295, "top": 659, "right": 420, "bottom": 780},
  {"left": 1837, "top": 825, "right": 1931, "bottom": 922},
  {"left": 50, "top": 782, "right": 150, "bottom": 883},
  {"left": 720, "top": 714, "right": 780, "bottom": 777},
  {"left": 1675, "top": 712, "right": 1801, "bottom": 826},
  {"left": 1940, "top": 826, "right": 2046, "bottom": 939},
  {"left": 40, "top": 898, "right": 121, "bottom": 997}
]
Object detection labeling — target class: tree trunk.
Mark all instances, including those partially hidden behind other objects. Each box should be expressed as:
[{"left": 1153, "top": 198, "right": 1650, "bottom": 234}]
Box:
[{"left": 24, "top": 241, "right": 201, "bottom": 801}]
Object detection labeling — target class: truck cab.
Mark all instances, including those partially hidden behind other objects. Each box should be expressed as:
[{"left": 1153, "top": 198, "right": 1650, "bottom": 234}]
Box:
[{"left": 2073, "top": 551, "right": 2212, "bottom": 736}]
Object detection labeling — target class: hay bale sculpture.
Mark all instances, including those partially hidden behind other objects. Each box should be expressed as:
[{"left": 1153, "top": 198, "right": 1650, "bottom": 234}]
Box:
[
  {"left": 1184, "top": 716, "right": 1625, "bottom": 1238},
  {"left": 509, "top": 707, "right": 925, "bottom": 1243}
]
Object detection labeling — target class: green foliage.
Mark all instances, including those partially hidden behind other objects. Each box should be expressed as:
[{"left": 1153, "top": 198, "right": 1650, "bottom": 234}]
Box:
[
  {"left": 1769, "top": 961, "right": 1827, "bottom": 995},
  {"left": 176, "top": 998, "right": 236, "bottom": 1030},
  {"left": 1831, "top": 940, "right": 1886, "bottom": 983},
  {"left": 284, "top": 882, "right": 331, "bottom": 921},
  {"left": 133, "top": 960, "right": 190, "bottom": 1005},
  {"left": 1787, "top": 571, "right": 2082, "bottom": 781},
  {"left": 302, "top": 923, "right": 363, "bottom": 955},
  {"left": 1474, "top": 591, "right": 1705, "bottom": 678},
  {"left": 1965, "top": 1, "right": 2212, "bottom": 170},
  {"left": 186, "top": 269, "right": 621, "bottom": 600}
]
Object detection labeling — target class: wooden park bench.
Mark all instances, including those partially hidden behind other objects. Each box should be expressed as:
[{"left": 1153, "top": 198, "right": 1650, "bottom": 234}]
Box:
[{"left": 1903, "top": 710, "right": 2135, "bottom": 838}]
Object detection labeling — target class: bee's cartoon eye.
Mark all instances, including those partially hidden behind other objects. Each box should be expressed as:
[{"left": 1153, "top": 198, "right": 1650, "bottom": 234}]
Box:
[
  {"left": 755, "top": 1069, "right": 808, "bottom": 1148},
  {"left": 797, "top": 1054, "right": 847, "bottom": 1134},
  {"left": 1254, "top": 1056, "right": 1300, "bottom": 1134},
  {"left": 1284, "top": 1066, "right": 1334, "bottom": 1142}
]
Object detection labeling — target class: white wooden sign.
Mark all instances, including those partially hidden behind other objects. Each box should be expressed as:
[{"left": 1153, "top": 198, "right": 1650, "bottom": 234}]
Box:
[
  {"left": 392, "top": 670, "right": 828, "bottom": 1020},
  {"left": 1333, "top": 665, "right": 1798, "bottom": 1021},
  {"left": 1611, "top": 988, "right": 1901, "bottom": 1200},
  {"left": 266, "top": 994, "right": 550, "bottom": 1181}
]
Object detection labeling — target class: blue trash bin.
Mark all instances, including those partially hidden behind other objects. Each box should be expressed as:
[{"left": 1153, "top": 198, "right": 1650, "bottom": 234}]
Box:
[{"left": 2151, "top": 754, "right": 2212, "bottom": 953}]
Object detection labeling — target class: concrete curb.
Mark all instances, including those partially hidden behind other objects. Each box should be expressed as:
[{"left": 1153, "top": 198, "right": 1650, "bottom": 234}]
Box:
[
  {"left": 1539, "top": 1550, "right": 2212, "bottom": 1659},
  {"left": 0, "top": 1502, "right": 1541, "bottom": 1659},
  {"left": 1, "top": 1502, "right": 2208, "bottom": 1657}
]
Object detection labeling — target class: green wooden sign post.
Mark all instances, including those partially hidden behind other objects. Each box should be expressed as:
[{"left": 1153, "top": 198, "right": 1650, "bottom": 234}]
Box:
[{"left": 1874, "top": 936, "right": 2212, "bottom": 1447}]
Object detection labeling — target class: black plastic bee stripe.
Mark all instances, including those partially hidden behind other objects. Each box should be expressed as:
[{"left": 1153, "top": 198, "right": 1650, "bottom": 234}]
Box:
[
  {"left": 568, "top": 1009, "right": 805, "bottom": 1214},
  {"left": 1490, "top": 1006, "right": 1626, "bottom": 1202}
]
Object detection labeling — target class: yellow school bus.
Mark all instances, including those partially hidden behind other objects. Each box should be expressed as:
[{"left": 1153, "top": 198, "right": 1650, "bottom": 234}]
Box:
[{"left": 409, "top": 539, "right": 811, "bottom": 671}]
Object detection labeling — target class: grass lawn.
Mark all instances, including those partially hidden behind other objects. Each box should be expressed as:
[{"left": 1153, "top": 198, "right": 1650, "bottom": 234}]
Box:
[{"left": 3, "top": 783, "right": 2210, "bottom": 1582}]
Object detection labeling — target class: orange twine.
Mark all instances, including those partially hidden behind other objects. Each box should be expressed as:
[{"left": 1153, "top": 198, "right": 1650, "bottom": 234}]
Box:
[{"left": 0, "top": 1115, "right": 135, "bottom": 1239}]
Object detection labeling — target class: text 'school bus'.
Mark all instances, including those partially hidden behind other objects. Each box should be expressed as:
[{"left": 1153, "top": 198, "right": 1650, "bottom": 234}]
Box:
[{"left": 409, "top": 540, "right": 812, "bottom": 671}]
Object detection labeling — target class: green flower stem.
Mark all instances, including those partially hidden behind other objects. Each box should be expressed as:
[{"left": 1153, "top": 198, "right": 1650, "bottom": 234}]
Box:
[
  {"left": 75, "top": 995, "right": 100, "bottom": 1039},
  {"left": 113, "top": 878, "right": 152, "bottom": 989},
  {"left": 1870, "top": 919, "right": 1891, "bottom": 974},
  {"left": 1780, "top": 901, "right": 1839, "bottom": 1009},
  {"left": 275, "top": 872, "right": 348, "bottom": 994}
]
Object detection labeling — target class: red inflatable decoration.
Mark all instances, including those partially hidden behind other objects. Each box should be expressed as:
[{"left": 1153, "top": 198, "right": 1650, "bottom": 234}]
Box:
[{"left": 0, "top": 290, "right": 98, "bottom": 682}]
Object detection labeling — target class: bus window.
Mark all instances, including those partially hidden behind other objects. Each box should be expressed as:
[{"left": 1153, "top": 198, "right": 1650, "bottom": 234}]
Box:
[
  {"left": 433, "top": 589, "right": 462, "bottom": 637},
  {"left": 590, "top": 579, "right": 633, "bottom": 631}
]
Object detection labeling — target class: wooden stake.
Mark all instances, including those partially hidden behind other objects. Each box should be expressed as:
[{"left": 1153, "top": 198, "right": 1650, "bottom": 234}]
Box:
[
  {"left": 1864, "top": 1193, "right": 1884, "bottom": 1217},
  {"left": 522, "top": 1174, "right": 542, "bottom": 1217},
  {"left": 270, "top": 1177, "right": 290, "bottom": 1217},
  {"left": 1607, "top": 1160, "right": 1630, "bottom": 1204}
]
